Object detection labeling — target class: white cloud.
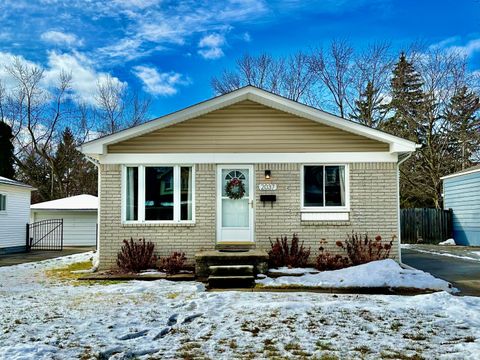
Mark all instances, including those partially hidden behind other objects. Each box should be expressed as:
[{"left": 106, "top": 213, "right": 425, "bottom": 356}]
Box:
[
  {"left": 429, "top": 36, "right": 480, "bottom": 58},
  {"left": 449, "top": 39, "right": 480, "bottom": 57},
  {"left": 198, "top": 33, "right": 226, "bottom": 60},
  {"left": 40, "top": 30, "right": 83, "bottom": 47},
  {"left": 0, "top": 50, "right": 124, "bottom": 106},
  {"left": 43, "top": 51, "right": 125, "bottom": 105},
  {"left": 242, "top": 32, "right": 251, "bottom": 42},
  {"left": 132, "top": 65, "right": 189, "bottom": 96}
]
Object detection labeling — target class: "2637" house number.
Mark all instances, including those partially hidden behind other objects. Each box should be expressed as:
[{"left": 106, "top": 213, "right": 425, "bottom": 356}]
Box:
[{"left": 258, "top": 183, "right": 277, "bottom": 191}]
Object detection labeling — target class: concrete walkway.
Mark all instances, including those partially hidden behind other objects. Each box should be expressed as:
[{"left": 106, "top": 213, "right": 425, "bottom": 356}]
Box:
[
  {"left": 0, "top": 247, "right": 95, "bottom": 267},
  {"left": 402, "top": 246, "right": 480, "bottom": 297}
]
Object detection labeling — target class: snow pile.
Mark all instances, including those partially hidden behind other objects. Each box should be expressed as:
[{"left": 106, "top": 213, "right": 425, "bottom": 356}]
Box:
[
  {"left": 439, "top": 238, "right": 456, "bottom": 245},
  {"left": 257, "top": 259, "right": 455, "bottom": 292}
]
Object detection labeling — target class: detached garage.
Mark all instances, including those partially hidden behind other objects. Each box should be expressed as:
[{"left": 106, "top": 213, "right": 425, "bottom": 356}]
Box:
[{"left": 31, "top": 194, "right": 98, "bottom": 247}]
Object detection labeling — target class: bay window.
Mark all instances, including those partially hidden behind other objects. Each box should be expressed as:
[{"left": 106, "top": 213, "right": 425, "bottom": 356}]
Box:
[
  {"left": 302, "top": 165, "right": 348, "bottom": 210},
  {"left": 124, "top": 165, "right": 194, "bottom": 223}
]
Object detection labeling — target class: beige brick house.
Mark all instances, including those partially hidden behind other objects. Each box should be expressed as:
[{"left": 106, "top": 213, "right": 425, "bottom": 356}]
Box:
[{"left": 80, "top": 86, "right": 417, "bottom": 270}]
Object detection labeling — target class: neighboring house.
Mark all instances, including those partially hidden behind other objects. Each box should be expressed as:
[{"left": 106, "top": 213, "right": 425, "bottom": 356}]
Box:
[
  {"left": 31, "top": 195, "right": 98, "bottom": 247},
  {"left": 441, "top": 166, "right": 480, "bottom": 246},
  {"left": 79, "top": 86, "right": 417, "bottom": 269},
  {"left": 0, "top": 176, "right": 34, "bottom": 254}
]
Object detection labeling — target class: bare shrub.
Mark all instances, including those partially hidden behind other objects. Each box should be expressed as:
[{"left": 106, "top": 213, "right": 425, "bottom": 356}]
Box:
[
  {"left": 268, "top": 234, "right": 310, "bottom": 268},
  {"left": 116, "top": 238, "right": 157, "bottom": 273},
  {"left": 159, "top": 252, "right": 187, "bottom": 275},
  {"left": 337, "top": 232, "right": 394, "bottom": 265}
]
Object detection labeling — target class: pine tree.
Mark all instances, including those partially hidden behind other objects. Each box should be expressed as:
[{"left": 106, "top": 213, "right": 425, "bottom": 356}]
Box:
[
  {"left": 350, "top": 81, "right": 386, "bottom": 128},
  {"left": 55, "top": 128, "right": 97, "bottom": 197},
  {"left": 444, "top": 86, "right": 480, "bottom": 170},
  {"left": 0, "top": 121, "right": 15, "bottom": 179},
  {"left": 384, "top": 52, "right": 426, "bottom": 141}
]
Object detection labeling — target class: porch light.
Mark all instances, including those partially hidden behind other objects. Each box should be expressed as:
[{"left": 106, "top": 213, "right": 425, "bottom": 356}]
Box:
[{"left": 265, "top": 170, "right": 271, "bottom": 180}]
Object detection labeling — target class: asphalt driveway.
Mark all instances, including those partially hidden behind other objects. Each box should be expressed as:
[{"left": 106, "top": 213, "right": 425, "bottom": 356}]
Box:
[
  {"left": 0, "top": 247, "right": 95, "bottom": 267},
  {"left": 402, "top": 245, "right": 480, "bottom": 296}
]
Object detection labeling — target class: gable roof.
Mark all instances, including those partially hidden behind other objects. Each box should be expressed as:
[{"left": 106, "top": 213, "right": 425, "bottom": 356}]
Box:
[
  {"left": 79, "top": 86, "right": 418, "bottom": 156},
  {"left": 0, "top": 176, "right": 34, "bottom": 190},
  {"left": 31, "top": 194, "right": 98, "bottom": 210}
]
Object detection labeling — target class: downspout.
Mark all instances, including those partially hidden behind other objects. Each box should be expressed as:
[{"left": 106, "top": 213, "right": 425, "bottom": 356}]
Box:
[
  {"left": 83, "top": 154, "right": 101, "bottom": 271},
  {"left": 396, "top": 151, "right": 413, "bottom": 264}
]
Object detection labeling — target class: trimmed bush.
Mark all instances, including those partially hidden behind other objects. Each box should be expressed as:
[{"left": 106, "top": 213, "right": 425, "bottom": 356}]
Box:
[
  {"left": 159, "top": 252, "right": 187, "bottom": 275},
  {"left": 268, "top": 233, "right": 310, "bottom": 268},
  {"left": 116, "top": 238, "right": 157, "bottom": 273}
]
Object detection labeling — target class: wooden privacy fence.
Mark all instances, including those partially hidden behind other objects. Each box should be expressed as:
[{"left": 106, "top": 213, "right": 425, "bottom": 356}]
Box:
[{"left": 400, "top": 208, "right": 453, "bottom": 244}]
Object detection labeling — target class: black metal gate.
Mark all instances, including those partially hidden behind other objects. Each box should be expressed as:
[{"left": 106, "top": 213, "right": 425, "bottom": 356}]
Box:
[{"left": 27, "top": 219, "right": 64, "bottom": 251}]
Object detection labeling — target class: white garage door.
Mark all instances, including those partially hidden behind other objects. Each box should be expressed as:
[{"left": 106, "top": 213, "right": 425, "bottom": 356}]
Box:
[{"left": 32, "top": 211, "right": 97, "bottom": 246}]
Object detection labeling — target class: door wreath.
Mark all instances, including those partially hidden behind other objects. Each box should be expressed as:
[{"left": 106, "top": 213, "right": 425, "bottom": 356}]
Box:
[{"left": 225, "top": 177, "right": 246, "bottom": 200}]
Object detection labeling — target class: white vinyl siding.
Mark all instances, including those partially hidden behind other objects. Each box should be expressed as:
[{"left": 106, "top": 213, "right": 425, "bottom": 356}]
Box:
[
  {"left": 31, "top": 211, "right": 97, "bottom": 246},
  {"left": 0, "top": 185, "right": 31, "bottom": 249}
]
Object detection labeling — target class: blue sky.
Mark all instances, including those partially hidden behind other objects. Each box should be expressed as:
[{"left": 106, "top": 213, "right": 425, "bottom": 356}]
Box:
[{"left": 0, "top": 0, "right": 479, "bottom": 116}]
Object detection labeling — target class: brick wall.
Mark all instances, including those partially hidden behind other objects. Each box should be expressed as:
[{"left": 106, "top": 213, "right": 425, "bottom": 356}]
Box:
[{"left": 98, "top": 162, "right": 399, "bottom": 269}]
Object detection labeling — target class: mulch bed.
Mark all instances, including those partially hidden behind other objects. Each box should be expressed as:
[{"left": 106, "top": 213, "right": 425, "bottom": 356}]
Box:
[{"left": 79, "top": 272, "right": 195, "bottom": 281}]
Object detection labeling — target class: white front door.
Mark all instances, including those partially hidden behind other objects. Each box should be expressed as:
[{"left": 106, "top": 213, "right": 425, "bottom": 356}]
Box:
[{"left": 217, "top": 165, "right": 254, "bottom": 243}]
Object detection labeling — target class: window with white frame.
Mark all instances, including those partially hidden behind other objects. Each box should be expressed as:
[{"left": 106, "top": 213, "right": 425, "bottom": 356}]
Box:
[
  {"left": 0, "top": 194, "right": 6, "bottom": 211},
  {"left": 124, "top": 165, "right": 194, "bottom": 223},
  {"left": 302, "top": 165, "right": 347, "bottom": 210}
]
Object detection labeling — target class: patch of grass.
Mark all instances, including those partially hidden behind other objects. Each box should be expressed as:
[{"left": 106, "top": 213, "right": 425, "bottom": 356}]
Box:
[
  {"left": 390, "top": 321, "right": 402, "bottom": 332},
  {"left": 403, "top": 333, "right": 427, "bottom": 341},
  {"left": 354, "top": 345, "right": 371, "bottom": 354},
  {"left": 465, "top": 336, "right": 475, "bottom": 343},
  {"left": 284, "top": 342, "right": 301, "bottom": 351},
  {"left": 45, "top": 261, "right": 92, "bottom": 281},
  {"left": 318, "top": 354, "right": 340, "bottom": 360},
  {"left": 166, "top": 292, "right": 180, "bottom": 299},
  {"left": 316, "top": 341, "right": 333, "bottom": 351},
  {"left": 380, "top": 351, "right": 425, "bottom": 360}
]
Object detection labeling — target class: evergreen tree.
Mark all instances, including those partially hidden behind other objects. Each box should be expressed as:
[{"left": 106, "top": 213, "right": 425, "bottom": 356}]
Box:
[
  {"left": 444, "top": 86, "right": 480, "bottom": 170},
  {"left": 55, "top": 128, "right": 97, "bottom": 197},
  {"left": 0, "top": 121, "right": 15, "bottom": 179},
  {"left": 384, "top": 52, "right": 426, "bottom": 141},
  {"left": 350, "top": 81, "right": 386, "bottom": 128}
]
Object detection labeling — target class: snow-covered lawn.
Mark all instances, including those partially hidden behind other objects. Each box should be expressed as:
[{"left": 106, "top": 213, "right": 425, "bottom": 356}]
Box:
[
  {"left": 1, "top": 253, "right": 480, "bottom": 359},
  {"left": 259, "top": 259, "right": 455, "bottom": 292}
]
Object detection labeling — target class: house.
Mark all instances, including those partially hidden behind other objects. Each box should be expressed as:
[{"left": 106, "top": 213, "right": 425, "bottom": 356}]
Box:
[
  {"left": 0, "top": 176, "right": 34, "bottom": 254},
  {"left": 79, "top": 86, "right": 417, "bottom": 270},
  {"left": 441, "top": 166, "right": 480, "bottom": 246},
  {"left": 31, "top": 195, "right": 98, "bottom": 247}
]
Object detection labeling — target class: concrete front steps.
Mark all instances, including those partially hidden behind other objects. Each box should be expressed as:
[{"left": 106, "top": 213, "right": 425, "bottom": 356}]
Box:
[
  {"left": 208, "top": 265, "right": 255, "bottom": 288},
  {"left": 195, "top": 249, "right": 269, "bottom": 288}
]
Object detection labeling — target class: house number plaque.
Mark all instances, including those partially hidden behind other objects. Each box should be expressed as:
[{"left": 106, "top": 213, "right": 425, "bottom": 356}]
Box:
[{"left": 258, "top": 183, "right": 277, "bottom": 191}]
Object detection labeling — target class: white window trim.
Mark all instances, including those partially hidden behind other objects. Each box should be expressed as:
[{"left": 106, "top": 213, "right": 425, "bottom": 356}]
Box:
[
  {"left": 300, "top": 164, "right": 350, "bottom": 213},
  {"left": 0, "top": 193, "right": 6, "bottom": 214},
  {"left": 121, "top": 165, "right": 195, "bottom": 224}
]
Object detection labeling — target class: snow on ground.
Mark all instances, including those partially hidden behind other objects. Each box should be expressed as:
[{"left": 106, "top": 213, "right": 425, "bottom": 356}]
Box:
[
  {"left": 257, "top": 259, "right": 456, "bottom": 292},
  {"left": 402, "top": 244, "right": 480, "bottom": 262},
  {"left": 1, "top": 254, "right": 480, "bottom": 359},
  {"left": 269, "top": 266, "right": 319, "bottom": 275},
  {"left": 439, "top": 238, "right": 456, "bottom": 246}
]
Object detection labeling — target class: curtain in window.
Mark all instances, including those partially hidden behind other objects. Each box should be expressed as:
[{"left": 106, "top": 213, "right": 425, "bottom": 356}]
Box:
[
  {"left": 181, "top": 167, "right": 193, "bottom": 221},
  {"left": 339, "top": 166, "right": 345, "bottom": 206},
  {"left": 126, "top": 167, "right": 138, "bottom": 221}
]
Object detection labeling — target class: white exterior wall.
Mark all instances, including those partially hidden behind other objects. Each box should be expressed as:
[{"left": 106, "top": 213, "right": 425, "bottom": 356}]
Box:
[
  {"left": 31, "top": 210, "right": 97, "bottom": 246},
  {"left": 0, "top": 184, "right": 31, "bottom": 250}
]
